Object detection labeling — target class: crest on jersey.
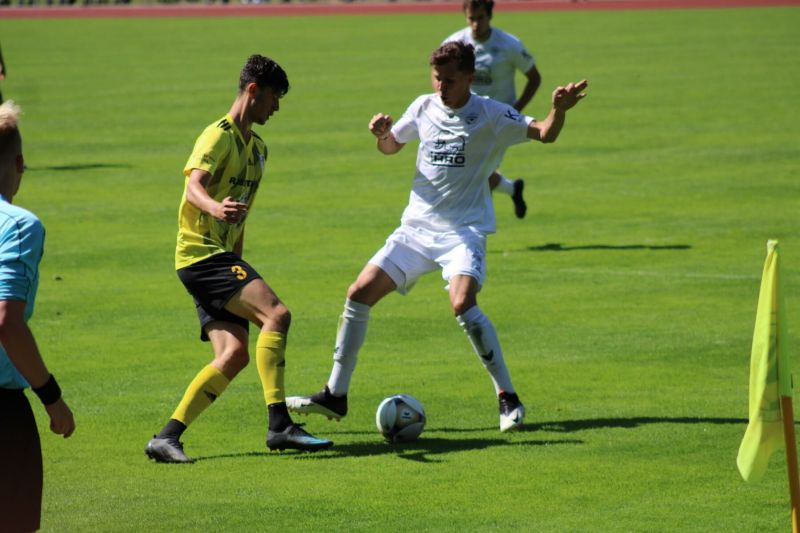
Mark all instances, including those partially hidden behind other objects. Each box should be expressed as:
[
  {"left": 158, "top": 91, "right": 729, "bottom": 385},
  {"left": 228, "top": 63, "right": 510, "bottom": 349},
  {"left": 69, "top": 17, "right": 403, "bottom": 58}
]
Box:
[{"left": 428, "top": 134, "right": 467, "bottom": 168}]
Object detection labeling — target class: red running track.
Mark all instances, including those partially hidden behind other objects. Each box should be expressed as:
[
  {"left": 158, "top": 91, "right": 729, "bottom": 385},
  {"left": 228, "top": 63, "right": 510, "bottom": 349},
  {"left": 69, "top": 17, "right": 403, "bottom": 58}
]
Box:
[{"left": 0, "top": 0, "right": 797, "bottom": 19}]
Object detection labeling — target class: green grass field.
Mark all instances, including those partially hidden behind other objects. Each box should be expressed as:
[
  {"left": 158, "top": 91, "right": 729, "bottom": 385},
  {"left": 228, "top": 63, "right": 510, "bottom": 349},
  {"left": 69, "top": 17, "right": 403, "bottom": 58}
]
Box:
[{"left": 1, "top": 5, "right": 799, "bottom": 531}]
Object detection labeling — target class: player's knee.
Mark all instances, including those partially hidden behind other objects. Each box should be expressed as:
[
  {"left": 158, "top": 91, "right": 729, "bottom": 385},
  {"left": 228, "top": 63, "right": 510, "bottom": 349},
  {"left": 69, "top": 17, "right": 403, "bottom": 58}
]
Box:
[
  {"left": 451, "top": 297, "right": 476, "bottom": 317},
  {"left": 273, "top": 304, "right": 292, "bottom": 331},
  {"left": 219, "top": 346, "right": 249, "bottom": 372},
  {"left": 347, "top": 281, "right": 367, "bottom": 303}
]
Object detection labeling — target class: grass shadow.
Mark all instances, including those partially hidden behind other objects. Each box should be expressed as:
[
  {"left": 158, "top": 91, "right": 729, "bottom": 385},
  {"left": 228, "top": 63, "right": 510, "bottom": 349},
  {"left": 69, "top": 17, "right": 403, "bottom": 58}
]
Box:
[
  {"left": 194, "top": 436, "right": 582, "bottom": 463},
  {"left": 292, "top": 436, "right": 583, "bottom": 463},
  {"left": 192, "top": 417, "right": 746, "bottom": 462},
  {"left": 311, "top": 427, "right": 496, "bottom": 436},
  {"left": 193, "top": 451, "right": 271, "bottom": 462},
  {"left": 521, "top": 416, "right": 747, "bottom": 433},
  {"left": 526, "top": 243, "right": 692, "bottom": 252},
  {"left": 29, "top": 163, "right": 132, "bottom": 171}
]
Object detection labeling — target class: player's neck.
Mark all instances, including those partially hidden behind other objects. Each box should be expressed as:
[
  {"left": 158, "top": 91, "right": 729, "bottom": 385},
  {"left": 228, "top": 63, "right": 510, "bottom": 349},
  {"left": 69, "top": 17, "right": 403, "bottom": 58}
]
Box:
[
  {"left": 472, "top": 28, "right": 491, "bottom": 42},
  {"left": 228, "top": 99, "right": 253, "bottom": 143},
  {"left": 0, "top": 175, "right": 16, "bottom": 203},
  {"left": 448, "top": 92, "right": 471, "bottom": 110}
]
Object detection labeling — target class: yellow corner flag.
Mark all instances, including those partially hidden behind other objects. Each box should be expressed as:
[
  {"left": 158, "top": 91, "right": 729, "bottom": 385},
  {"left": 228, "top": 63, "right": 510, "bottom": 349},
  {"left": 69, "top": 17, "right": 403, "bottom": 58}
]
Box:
[{"left": 737, "top": 240, "right": 793, "bottom": 482}]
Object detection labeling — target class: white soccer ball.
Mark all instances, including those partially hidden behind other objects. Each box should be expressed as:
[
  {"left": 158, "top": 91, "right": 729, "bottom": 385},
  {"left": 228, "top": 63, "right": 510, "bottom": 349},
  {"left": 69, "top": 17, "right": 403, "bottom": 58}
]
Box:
[{"left": 376, "top": 394, "right": 426, "bottom": 443}]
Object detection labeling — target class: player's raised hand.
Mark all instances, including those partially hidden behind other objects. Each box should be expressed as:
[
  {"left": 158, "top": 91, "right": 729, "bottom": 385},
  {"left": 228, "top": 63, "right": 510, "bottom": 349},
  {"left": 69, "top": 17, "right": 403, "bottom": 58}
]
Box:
[
  {"left": 552, "top": 80, "right": 589, "bottom": 111},
  {"left": 369, "top": 113, "right": 393, "bottom": 139},
  {"left": 216, "top": 196, "right": 248, "bottom": 224}
]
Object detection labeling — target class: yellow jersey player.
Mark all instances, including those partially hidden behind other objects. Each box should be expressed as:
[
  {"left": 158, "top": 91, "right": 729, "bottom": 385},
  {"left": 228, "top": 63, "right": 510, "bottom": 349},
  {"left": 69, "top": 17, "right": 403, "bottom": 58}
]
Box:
[{"left": 146, "top": 55, "right": 332, "bottom": 463}]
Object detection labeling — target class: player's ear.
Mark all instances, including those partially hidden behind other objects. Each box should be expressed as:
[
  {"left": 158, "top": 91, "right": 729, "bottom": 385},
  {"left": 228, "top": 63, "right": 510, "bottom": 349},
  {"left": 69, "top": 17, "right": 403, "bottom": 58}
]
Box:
[
  {"left": 245, "top": 82, "right": 259, "bottom": 97},
  {"left": 15, "top": 154, "right": 24, "bottom": 175}
]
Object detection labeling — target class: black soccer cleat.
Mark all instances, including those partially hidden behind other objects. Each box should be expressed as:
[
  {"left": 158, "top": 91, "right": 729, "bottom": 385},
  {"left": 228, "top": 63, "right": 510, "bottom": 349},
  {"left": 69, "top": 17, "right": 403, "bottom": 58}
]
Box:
[
  {"left": 145, "top": 436, "right": 195, "bottom": 463},
  {"left": 286, "top": 386, "right": 348, "bottom": 421},
  {"left": 498, "top": 391, "right": 526, "bottom": 432},
  {"left": 266, "top": 424, "right": 333, "bottom": 452},
  {"left": 512, "top": 179, "right": 527, "bottom": 219}
]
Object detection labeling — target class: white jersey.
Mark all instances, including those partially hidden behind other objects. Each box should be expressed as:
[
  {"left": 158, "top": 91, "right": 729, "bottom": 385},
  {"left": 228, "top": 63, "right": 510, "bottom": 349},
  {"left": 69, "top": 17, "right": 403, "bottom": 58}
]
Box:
[
  {"left": 390, "top": 93, "right": 533, "bottom": 234},
  {"left": 443, "top": 27, "right": 536, "bottom": 106}
]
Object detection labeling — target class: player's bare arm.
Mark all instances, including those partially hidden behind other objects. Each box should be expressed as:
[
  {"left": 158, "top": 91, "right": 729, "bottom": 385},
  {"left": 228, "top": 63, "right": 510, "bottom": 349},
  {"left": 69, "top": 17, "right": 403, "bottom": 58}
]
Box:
[
  {"left": 369, "top": 113, "right": 404, "bottom": 155},
  {"left": 513, "top": 65, "right": 542, "bottom": 112},
  {"left": 0, "top": 300, "right": 75, "bottom": 438},
  {"left": 527, "top": 79, "right": 588, "bottom": 143},
  {"left": 185, "top": 168, "right": 248, "bottom": 224}
]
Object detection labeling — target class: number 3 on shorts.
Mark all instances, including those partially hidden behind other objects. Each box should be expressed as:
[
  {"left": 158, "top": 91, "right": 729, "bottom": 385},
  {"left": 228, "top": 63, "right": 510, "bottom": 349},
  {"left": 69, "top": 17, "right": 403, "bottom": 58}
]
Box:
[{"left": 231, "top": 265, "right": 248, "bottom": 280}]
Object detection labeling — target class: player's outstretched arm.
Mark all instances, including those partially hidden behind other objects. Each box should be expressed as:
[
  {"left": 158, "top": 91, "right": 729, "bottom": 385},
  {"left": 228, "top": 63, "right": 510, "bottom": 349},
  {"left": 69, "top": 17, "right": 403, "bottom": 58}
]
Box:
[
  {"left": 369, "top": 113, "right": 405, "bottom": 155},
  {"left": 0, "top": 300, "right": 75, "bottom": 438},
  {"left": 527, "top": 79, "right": 588, "bottom": 143}
]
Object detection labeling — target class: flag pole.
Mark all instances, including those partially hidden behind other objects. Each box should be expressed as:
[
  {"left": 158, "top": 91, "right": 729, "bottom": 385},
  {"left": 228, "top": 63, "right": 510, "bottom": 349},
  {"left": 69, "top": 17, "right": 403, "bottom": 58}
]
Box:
[{"left": 781, "top": 395, "right": 800, "bottom": 533}]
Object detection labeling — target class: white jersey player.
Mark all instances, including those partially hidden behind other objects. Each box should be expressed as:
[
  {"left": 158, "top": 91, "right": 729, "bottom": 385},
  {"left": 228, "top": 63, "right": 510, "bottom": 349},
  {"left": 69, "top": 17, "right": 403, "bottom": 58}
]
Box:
[
  {"left": 443, "top": 0, "right": 542, "bottom": 219},
  {"left": 395, "top": 92, "right": 529, "bottom": 236},
  {"left": 287, "top": 42, "right": 588, "bottom": 433}
]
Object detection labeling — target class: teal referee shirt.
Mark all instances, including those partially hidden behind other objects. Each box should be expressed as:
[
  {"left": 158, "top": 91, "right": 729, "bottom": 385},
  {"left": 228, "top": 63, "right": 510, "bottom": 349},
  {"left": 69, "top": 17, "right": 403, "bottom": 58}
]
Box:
[{"left": 0, "top": 194, "right": 44, "bottom": 389}]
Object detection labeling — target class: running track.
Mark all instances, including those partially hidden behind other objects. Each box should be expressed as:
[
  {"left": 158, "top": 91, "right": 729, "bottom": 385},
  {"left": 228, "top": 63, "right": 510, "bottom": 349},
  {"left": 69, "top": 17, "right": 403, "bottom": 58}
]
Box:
[{"left": 0, "top": 0, "right": 797, "bottom": 18}]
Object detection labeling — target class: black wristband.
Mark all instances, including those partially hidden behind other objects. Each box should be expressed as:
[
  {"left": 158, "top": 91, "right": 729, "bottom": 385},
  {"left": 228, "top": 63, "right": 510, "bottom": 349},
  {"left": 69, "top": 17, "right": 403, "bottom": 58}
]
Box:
[{"left": 32, "top": 374, "right": 62, "bottom": 406}]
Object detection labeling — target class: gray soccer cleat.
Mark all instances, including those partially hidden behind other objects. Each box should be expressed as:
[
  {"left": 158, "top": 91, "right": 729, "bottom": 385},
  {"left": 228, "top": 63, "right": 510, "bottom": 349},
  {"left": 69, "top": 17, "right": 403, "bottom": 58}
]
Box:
[{"left": 145, "top": 436, "right": 195, "bottom": 463}]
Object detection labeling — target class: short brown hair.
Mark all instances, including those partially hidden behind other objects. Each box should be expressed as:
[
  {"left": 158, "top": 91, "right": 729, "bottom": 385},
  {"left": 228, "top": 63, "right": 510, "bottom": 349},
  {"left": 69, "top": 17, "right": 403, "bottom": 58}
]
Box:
[
  {"left": 429, "top": 42, "right": 475, "bottom": 74},
  {"left": 462, "top": 0, "right": 494, "bottom": 17}
]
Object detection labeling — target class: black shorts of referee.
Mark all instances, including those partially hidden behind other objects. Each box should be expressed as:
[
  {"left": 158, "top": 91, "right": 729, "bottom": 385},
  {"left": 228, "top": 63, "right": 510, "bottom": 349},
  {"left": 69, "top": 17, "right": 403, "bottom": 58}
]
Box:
[
  {"left": 0, "top": 387, "right": 43, "bottom": 533},
  {"left": 177, "top": 252, "right": 263, "bottom": 342}
]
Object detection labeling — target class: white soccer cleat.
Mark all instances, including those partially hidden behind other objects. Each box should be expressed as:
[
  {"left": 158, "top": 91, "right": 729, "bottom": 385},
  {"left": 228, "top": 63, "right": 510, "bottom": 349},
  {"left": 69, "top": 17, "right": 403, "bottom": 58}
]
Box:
[
  {"left": 499, "top": 391, "right": 525, "bottom": 432},
  {"left": 286, "top": 386, "right": 348, "bottom": 421}
]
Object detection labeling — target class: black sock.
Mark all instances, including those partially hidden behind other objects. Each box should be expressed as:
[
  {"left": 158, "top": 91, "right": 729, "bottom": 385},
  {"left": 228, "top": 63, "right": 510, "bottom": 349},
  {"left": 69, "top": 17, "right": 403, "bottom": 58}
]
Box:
[
  {"left": 156, "top": 419, "right": 187, "bottom": 440},
  {"left": 268, "top": 402, "right": 292, "bottom": 432}
]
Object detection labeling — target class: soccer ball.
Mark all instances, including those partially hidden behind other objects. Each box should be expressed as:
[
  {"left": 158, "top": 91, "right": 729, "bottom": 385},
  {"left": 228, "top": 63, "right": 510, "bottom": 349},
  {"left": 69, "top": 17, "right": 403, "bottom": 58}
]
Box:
[{"left": 375, "top": 394, "right": 426, "bottom": 443}]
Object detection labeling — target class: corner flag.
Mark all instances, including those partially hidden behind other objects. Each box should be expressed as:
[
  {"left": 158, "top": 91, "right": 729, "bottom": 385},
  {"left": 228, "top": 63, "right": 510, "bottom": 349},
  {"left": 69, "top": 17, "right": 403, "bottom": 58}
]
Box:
[{"left": 737, "top": 240, "right": 793, "bottom": 482}]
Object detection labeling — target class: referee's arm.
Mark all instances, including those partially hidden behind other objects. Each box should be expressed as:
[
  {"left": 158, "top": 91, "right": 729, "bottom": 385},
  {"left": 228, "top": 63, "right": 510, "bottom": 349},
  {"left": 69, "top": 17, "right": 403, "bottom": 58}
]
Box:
[{"left": 0, "top": 300, "right": 75, "bottom": 437}]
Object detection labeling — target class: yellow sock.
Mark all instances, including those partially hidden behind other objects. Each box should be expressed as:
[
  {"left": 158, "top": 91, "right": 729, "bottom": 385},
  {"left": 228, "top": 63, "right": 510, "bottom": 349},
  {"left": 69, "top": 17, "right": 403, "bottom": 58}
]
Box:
[
  {"left": 171, "top": 365, "right": 230, "bottom": 426},
  {"left": 256, "top": 331, "right": 286, "bottom": 406}
]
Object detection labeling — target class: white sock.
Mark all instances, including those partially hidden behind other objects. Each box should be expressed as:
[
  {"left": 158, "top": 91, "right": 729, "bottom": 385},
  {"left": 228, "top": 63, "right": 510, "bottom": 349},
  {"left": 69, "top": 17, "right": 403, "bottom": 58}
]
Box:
[
  {"left": 495, "top": 173, "right": 515, "bottom": 196},
  {"left": 327, "top": 299, "right": 371, "bottom": 396},
  {"left": 456, "top": 305, "right": 515, "bottom": 395}
]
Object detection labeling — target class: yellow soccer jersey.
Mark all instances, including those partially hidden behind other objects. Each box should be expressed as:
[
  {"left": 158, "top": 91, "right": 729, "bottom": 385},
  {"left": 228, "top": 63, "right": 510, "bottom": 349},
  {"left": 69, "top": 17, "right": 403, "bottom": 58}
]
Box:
[{"left": 175, "top": 114, "right": 267, "bottom": 269}]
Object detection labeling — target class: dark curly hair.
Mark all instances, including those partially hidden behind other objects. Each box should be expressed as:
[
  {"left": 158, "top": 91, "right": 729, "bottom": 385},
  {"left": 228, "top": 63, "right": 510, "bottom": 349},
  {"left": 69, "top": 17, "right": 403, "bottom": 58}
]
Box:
[
  {"left": 239, "top": 54, "right": 289, "bottom": 97},
  {"left": 429, "top": 42, "right": 475, "bottom": 74},
  {"left": 462, "top": 0, "right": 494, "bottom": 17}
]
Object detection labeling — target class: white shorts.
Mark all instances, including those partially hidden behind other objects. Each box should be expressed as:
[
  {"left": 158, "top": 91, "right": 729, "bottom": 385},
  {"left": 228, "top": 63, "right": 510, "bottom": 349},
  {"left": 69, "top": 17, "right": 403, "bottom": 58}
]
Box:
[{"left": 368, "top": 225, "right": 487, "bottom": 295}]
